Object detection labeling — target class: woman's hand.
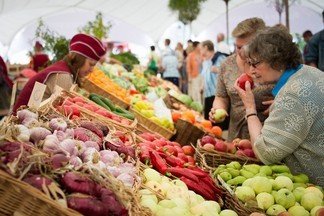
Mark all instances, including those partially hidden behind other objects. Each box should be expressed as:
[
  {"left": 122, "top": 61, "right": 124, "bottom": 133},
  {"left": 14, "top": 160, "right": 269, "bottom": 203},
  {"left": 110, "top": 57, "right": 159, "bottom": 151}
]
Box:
[
  {"left": 262, "top": 99, "right": 274, "bottom": 116},
  {"left": 234, "top": 79, "right": 257, "bottom": 113}
]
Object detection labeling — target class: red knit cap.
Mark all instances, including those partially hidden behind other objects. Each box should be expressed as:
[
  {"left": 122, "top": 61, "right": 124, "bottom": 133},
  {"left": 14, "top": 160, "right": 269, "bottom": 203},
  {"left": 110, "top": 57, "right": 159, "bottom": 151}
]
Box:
[{"left": 69, "top": 33, "right": 106, "bottom": 61}]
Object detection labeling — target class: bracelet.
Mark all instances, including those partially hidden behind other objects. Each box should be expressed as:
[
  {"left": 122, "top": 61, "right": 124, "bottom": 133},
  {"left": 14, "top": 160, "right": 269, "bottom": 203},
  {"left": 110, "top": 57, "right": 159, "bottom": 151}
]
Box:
[{"left": 245, "top": 113, "right": 257, "bottom": 120}]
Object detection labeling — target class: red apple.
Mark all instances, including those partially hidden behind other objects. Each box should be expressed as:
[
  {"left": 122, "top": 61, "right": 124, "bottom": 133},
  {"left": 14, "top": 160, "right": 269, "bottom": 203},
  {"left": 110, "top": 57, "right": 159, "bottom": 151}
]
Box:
[
  {"left": 182, "top": 146, "right": 195, "bottom": 156},
  {"left": 243, "top": 149, "right": 255, "bottom": 158},
  {"left": 169, "top": 141, "right": 182, "bottom": 148},
  {"left": 238, "top": 139, "right": 252, "bottom": 150},
  {"left": 177, "top": 153, "right": 188, "bottom": 162},
  {"left": 202, "top": 143, "right": 215, "bottom": 151},
  {"left": 227, "top": 143, "right": 237, "bottom": 154},
  {"left": 174, "top": 146, "right": 184, "bottom": 154},
  {"left": 315, "top": 207, "right": 324, "bottom": 216},
  {"left": 201, "top": 135, "right": 216, "bottom": 146},
  {"left": 236, "top": 149, "right": 246, "bottom": 157},
  {"left": 238, "top": 73, "right": 254, "bottom": 90},
  {"left": 164, "top": 145, "right": 177, "bottom": 156},
  {"left": 215, "top": 141, "right": 227, "bottom": 152}
]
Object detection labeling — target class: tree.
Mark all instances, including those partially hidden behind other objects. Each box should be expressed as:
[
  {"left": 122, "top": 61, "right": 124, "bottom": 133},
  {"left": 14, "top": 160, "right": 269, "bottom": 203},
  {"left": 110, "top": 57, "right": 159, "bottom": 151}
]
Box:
[
  {"left": 168, "top": 0, "right": 206, "bottom": 34},
  {"left": 79, "top": 12, "right": 112, "bottom": 40},
  {"left": 35, "top": 19, "right": 69, "bottom": 62}
]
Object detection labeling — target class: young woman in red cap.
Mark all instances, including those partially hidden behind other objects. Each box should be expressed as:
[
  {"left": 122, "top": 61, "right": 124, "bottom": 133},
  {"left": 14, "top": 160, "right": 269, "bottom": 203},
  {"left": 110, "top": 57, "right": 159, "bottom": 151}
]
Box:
[{"left": 13, "top": 33, "right": 106, "bottom": 112}]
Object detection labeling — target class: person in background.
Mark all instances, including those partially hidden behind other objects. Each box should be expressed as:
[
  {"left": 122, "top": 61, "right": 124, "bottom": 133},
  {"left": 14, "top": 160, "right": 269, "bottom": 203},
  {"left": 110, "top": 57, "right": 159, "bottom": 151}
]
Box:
[
  {"left": 302, "top": 30, "right": 313, "bottom": 64},
  {"left": 304, "top": 10, "right": 324, "bottom": 71},
  {"left": 200, "top": 40, "right": 225, "bottom": 120},
  {"left": 147, "top": 46, "right": 159, "bottom": 75},
  {"left": 216, "top": 33, "right": 231, "bottom": 56},
  {"left": 162, "top": 39, "right": 173, "bottom": 56},
  {"left": 0, "top": 56, "right": 13, "bottom": 119},
  {"left": 161, "top": 49, "right": 180, "bottom": 87},
  {"left": 209, "top": 17, "right": 274, "bottom": 141},
  {"left": 175, "top": 42, "right": 186, "bottom": 93},
  {"left": 13, "top": 33, "right": 106, "bottom": 113},
  {"left": 187, "top": 41, "right": 203, "bottom": 104},
  {"left": 30, "top": 41, "right": 50, "bottom": 72},
  {"left": 186, "top": 39, "right": 194, "bottom": 54},
  {"left": 235, "top": 26, "right": 324, "bottom": 186}
]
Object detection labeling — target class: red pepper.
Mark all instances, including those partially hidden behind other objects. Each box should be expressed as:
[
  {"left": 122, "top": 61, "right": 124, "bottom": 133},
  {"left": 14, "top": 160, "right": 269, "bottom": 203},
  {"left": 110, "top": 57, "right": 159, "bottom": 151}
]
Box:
[
  {"left": 166, "top": 167, "right": 199, "bottom": 183},
  {"left": 184, "top": 168, "right": 208, "bottom": 178},
  {"left": 201, "top": 176, "right": 223, "bottom": 195},
  {"left": 157, "top": 151, "right": 167, "bottom": 158},
  {"left": 189, "top": 166, "right": 209, "bottom": 176},
  {"left": 180, "top": 177, "right": 215, "bottom": 200},
  {"left": 149, "top": 151, "right": 168, "bottom": 174},
  {"left": 140, "top": 148, "right": 150, "bottom": 165},
  {"left": 165, "top": 156, "right": 185, "bottom": 167}
]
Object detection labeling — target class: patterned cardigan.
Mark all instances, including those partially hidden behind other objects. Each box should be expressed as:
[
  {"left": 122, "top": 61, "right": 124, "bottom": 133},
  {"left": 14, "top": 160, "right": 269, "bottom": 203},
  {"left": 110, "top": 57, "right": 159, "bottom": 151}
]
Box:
[{"left": 254, "top": 65, "right": 324, "bottom": 186}]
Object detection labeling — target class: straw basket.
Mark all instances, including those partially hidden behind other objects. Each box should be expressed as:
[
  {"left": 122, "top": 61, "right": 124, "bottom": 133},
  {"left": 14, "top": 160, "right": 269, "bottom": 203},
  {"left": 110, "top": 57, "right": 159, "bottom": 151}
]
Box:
[
  {"left": 0, "top": 169, "right": 80, "bottom": 216},
  {"left": 82, "top": 78, "right": 130, "bottom": 109},
  {"left": 130, "top": 108, "right": 176, "bottom": 139},
  {"left": 195, "top": 140, "right": 262, "bottom": 169},
  {"left": 174, "top": 119, "right": 205, "bottom": 146}
]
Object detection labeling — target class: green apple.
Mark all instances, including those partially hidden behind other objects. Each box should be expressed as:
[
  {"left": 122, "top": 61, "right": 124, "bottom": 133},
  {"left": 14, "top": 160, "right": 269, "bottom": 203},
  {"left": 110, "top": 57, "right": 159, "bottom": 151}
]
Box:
[
  {"left": 214, "top": 165, "right": 227, "bottom": 175},
  {"left": 256, "top": 192, "right": 275, "bottom": 210},
  {"left": 266, "top": 204, "right": 287, "bottom": 216},
  {"left": 294, "top": 183, "right": 307, "bottom": 190},
  {"left": 304, "top": 187, "right": 323, "bottom": 199},
  {"left": 227, "top": 168, "right": 240, "bottom": 178},
  {"left": 271, "top": 165, "right": 291, "bottom": 173},
  {"left": 219, "top": 209, "right": 238, "bottom": 216},
  {"left": 301, "top": 193, "right": 322, "bottom": 211},
  {"left": 242, "top": 178, "right": 254, "bottom": 187},
  {"left": 144, "top": 168, "right": 162, "bottom": 183},
  {"left": 288, "top": 206, "right": 310, "bottom": 216},
  {"left": 275, "top": 188, "right": 296, "bottom": 209},
  {"left": 310, "top": 206, "right": 324, "bottom": 216},
  {"left": 250, "top": 176, "right": 273, "bottom": 194},
  {"left": 293, "top": 174, "right": 309, "bottom": 184},
  {"left": 220, "top": 172, "right": 232, "bottom": 182},
  {"left": 235, "top": 186, "right": 256, "bottom": 203},
  {"left": 293, "top": 187, "right": 306, "bottom": 203},
  {"left": 226, "top": 161, "right": 241, "bottom": 170},
  {"left": 259, "top": 166, "right": 273, "bottom": 176},
  {"left": 213, "top": 109, "right": 227, "bottom": 123},
  {"left": 141, "top": 198, "right": 158, "bottom": 213},
  {"left": 273, "top": 176, "right": 294, "bottom": 191}
]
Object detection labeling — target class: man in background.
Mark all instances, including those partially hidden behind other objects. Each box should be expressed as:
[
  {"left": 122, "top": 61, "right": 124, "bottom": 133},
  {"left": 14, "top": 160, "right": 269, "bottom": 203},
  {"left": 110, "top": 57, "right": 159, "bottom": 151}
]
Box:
[{"left": 302, "top": 30, "right": 313, "bottom": 64}]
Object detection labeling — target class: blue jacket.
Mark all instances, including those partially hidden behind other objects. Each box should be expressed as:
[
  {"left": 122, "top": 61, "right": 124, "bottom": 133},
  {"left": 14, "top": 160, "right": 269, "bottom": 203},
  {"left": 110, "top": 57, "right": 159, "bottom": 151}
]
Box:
[{"left": 304, "top": 29, "right": 324, "bottom": 71}]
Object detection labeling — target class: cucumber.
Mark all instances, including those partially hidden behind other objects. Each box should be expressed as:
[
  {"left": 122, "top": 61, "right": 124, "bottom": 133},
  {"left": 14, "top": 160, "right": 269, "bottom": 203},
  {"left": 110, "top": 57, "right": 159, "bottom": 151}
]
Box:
[
  {"left": 114, "top": 105, "right": 128, "bottom": 114},
  {"left": 102, "top": 97, "right": 116, "bottom": 111},
  {"left": 113, "top": 111, "right": 135, "bottom": 120},
  {"left": 90, "top": 95, "right": 111, "bottom": 111}
]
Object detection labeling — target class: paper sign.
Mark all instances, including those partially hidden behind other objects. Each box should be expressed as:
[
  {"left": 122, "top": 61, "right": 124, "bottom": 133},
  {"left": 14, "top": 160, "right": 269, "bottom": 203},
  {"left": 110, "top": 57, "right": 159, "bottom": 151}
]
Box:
[
  {"left": 28, "top": 82, "right": 47, "bottom": 109},
  {"left": 153, "top": 98, "right": 172, "bottom": 122},
  {"left": 53, "top": 85, "right": 64, "bottom": 96}
]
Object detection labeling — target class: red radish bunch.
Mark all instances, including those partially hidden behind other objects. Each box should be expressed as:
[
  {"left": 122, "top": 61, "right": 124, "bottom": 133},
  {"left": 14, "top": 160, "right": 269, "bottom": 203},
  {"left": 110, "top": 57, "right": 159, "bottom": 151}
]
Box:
[{"left": 200, "top": 135, "right": 256, "bottom": 158}]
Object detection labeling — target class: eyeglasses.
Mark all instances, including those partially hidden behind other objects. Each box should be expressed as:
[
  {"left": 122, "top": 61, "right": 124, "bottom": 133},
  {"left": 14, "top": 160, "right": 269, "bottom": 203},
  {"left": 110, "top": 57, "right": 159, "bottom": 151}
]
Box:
[{"left": 248, "top": 60, "right": 262, "bottom": 68}]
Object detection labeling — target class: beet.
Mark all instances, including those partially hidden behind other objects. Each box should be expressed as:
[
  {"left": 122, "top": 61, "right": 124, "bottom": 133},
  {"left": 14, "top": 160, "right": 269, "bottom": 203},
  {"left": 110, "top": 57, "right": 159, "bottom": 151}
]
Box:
[
  {"left": 23, "top": 175, "right": 53, "bottom": 191},
  {"left": 61, "top": 172, "right": 97, "bottom": 196}
]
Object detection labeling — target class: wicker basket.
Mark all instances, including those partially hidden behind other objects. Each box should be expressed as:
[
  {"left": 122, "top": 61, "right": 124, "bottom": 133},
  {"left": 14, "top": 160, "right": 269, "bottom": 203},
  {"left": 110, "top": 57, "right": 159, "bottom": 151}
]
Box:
[
  {"left": 82, "top": 78, "right": 130, "bottom": 109},
  {"left": 130, "top": 108, "right": 176, "bottom": 139},
  {"left": 195, "top": 140, "right": 262, "bottom": 169},
  {"left": 0, "top": 170, "right": 80, "bottom": 216},
  {"left": 174, "top": 119, "right": 205, "bottom": 146}
]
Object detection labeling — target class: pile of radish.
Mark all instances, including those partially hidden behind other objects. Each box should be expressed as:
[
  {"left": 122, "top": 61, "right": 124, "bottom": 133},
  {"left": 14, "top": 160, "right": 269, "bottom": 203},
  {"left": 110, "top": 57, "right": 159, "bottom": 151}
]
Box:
[
  {"left": 56, "top": 95, "right": 132, "bottom": 126},
  {"left": 0, "top": 108, "right": 141, "bottom": 215}
]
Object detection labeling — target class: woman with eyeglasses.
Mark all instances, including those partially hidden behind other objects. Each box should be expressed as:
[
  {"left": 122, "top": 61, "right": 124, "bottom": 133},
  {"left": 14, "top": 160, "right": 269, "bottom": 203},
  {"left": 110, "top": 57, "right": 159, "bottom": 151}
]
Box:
[
  {"left": 235, "top": 26, "right": 324, "bottom": 187},
  {"left": 209, "top": 17, "right": 274, "bottom": 141}
]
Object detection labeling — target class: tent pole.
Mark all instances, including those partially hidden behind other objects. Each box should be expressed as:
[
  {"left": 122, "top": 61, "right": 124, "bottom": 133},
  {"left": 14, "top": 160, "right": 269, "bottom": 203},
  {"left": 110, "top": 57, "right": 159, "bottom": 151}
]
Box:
[
  {"left": 284, "top": 0, "right": 290, "bottom": 32},
  {"left": 225, "top": 0, "right": 229, "bottom": 44}
]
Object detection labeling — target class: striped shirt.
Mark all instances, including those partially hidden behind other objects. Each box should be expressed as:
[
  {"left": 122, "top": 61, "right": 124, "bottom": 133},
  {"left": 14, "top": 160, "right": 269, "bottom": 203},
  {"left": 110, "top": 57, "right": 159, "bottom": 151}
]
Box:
[{"left": 201, "top": 55, "right": 226, "bottom": 98}]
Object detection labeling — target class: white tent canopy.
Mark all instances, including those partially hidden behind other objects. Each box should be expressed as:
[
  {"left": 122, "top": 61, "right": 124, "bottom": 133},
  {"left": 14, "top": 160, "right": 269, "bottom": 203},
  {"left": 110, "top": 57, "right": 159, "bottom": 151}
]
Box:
[{"left": 0, "top": 0, "right": 323, "bottom": 63}]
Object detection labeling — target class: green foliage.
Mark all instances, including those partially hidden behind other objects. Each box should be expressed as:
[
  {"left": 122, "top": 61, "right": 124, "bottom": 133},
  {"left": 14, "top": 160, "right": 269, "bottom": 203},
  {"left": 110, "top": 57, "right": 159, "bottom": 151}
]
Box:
[
  {"left": 35, "top": 19, "right": 69, "bottom": 62},
  {"left": 79, "top": 12, "right": 112, "bottom": 40},
  {"left": 168, "top": 0, "right": 206, "bottom": 24},
  {"left": 110, "top": 52, "right": 140, "bottom": 71}
]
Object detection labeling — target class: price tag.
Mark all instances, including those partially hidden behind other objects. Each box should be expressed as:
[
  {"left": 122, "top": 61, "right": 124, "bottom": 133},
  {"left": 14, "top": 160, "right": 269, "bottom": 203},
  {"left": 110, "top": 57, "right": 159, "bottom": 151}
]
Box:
[{"left": 27, "top": 82, "right": 47, "bottom": 109}]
